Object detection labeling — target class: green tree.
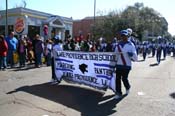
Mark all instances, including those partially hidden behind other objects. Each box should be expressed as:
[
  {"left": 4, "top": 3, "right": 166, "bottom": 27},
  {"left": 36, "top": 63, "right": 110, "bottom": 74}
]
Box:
[{"left": 93, "top": 2, "right": 170, "bottom": 41}]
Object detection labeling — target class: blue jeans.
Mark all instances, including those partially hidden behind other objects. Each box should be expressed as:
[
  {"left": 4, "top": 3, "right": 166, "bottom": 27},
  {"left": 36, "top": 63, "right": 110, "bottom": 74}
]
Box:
[
  {"left": 7, "top": 50, "right": 14, "bottom": 67},
  {"left": 46, "top": 52, "right": 51, "bottom": 66},
  {"left": 19, "top": 52, "right": 26, "bottom": 66},
  {"left": 35, "top": 53, "right": 42, "bottom": 66},
  {"left": 0, "top": 56, "right": 7, "bottom": 69}
]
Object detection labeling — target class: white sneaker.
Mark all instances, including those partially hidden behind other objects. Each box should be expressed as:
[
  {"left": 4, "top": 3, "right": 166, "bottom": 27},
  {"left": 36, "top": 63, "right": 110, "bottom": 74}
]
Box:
[
  {"left": 50, "top": 79, "right": 58, "bottom": 85},
  {"left": 114, "top": 94, "right": 122, "bottom": 99},
  {"left": 50, "top": 79, "right": 55, "bottom": 83},
  {"left": 126, "top": 89, "right": 130, "bottom": 95}
]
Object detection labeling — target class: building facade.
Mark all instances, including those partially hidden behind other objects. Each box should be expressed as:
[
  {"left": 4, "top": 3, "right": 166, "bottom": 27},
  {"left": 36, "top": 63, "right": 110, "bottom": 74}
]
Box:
[
  {"left": 0, "top": 7, "right": 73, "bottom": 40},
  {"left": 73, "top": 17, "right": 94, "bottom": 39}
]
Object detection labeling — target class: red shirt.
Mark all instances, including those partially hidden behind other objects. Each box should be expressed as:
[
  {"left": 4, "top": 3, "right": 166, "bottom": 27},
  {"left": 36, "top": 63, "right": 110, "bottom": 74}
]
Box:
[{"left": 0, "top": 40, "right": 8, "bottom": 56}]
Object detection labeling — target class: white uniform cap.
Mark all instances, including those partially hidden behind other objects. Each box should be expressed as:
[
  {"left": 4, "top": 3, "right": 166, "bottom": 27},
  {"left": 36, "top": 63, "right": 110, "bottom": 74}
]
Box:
[{"left": 127, "top": 28, "right": 132, "bottom": 35}]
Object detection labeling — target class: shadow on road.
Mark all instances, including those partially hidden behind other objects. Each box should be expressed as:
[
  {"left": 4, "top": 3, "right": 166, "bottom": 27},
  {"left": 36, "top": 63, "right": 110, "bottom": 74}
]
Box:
[
  {"left": 147, "top": 56, "right": 154, "bottom": 58},
  {"left": 11, "top": 64, "right": 49, "bottom": 72},
  {"left": 149, "top": 63, "right": 159, "bottom": 67},
  {"left": 161, "top": 58, "right": 166, "bottom": 61},
  {"left": 137, "top": 59, "right": 145, "bottom": 62},
  {"left": 11, "top": 66, "right": 36, "bottom": 71},
  {"left": 170, "top": 92, "right": 175, "bottom": 99},
  {"left": 7, "top": 83, "right": 126, "bottom": 116}
]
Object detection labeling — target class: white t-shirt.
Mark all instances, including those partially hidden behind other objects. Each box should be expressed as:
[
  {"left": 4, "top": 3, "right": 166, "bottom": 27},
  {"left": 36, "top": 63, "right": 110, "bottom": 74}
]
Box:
[
  {"left": 115, "top": 41, "right": 138, "bottom": 69},
  {"left": 51, "top": 43, "right": 63, "bottom": 57}
]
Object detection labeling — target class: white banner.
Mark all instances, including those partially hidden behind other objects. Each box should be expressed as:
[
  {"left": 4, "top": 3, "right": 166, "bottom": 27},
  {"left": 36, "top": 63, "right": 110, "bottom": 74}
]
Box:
[{"left": 54, "top": 51, "right": 118, "bottom": 92}]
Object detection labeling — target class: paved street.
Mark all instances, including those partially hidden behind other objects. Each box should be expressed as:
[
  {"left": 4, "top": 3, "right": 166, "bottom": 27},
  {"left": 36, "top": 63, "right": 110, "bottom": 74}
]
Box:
[{"left": 0, "top": 55, "right": 175, "bottom": 116}]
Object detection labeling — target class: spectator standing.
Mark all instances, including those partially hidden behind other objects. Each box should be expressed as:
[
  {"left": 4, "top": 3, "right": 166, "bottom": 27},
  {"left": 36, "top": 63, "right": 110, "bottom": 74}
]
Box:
[
  {"left": 18, "top": 36, "right": 27, "bottom": 67},
  {"left": 44, "top": 39, "right": 52, "bottom": 66},
  {"left": 26, "top": 37, "right": 34, "bottom": 64},
  {"left": 33, "top": 34, "right": 44, "bottom": 68},
  {"left": 5, "top": 32, "right": 18, "bottom": 68},
  {"left": 0, "top": 35, "right": 8, "bottom": 70}
]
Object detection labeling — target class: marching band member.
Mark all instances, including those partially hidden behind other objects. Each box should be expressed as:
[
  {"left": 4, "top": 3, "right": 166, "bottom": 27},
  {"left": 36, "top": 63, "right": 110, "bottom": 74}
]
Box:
[
  {"left": 173, "top": 43, "right": 175, "bottom": 57},
  {"left": 151, "top": 42, "right": 156, "bottom": 57},
  {"left": 127, "top": 28, "right": 136, "bottom": 46},
  {"left": 162, "top": 41, "right": 167, "bottom": 59},
  {"left": 114, "top": 30, "right": 138, "bottom": 99},
  {"left": 142, "top": 42, "right": 148, "bottom": 60},
  {"left": 50, "top": 37, "right": 63, "bottom": 84},
  {"left": 156, "top": 41, "right": 162, "bottom": 64}
]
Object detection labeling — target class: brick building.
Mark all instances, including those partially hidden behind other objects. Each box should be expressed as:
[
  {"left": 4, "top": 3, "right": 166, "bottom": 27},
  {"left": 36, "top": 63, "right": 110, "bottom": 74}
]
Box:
[{"left": 73, "top": 17, "right": 95, "bottom": 39}]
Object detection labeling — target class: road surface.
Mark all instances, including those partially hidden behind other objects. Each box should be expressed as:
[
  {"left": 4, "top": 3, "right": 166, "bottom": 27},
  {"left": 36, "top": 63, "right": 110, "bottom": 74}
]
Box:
[{"left": 0, "top": 55, "right": 175, "bottom": 116}]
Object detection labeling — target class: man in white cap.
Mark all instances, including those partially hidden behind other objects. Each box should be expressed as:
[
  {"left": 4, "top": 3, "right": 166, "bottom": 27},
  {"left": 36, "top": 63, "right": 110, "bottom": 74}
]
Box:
[
  {"left": 114, "top": 30, "right": 138, "bottom": 99},
  {"left": 127, "top": 28, "right": 136, "bottom": 46}
]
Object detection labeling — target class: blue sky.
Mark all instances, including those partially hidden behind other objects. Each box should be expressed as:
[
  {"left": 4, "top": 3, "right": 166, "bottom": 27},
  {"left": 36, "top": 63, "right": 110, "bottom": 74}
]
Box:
[{"left": 1, "top": 0, "right": 175, "bottom": 35}]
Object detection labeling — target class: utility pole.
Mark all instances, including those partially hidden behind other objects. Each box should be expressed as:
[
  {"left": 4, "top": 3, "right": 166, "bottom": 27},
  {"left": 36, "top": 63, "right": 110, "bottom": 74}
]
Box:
[
  {"left": 5, "top": 0, "right": 8, "bottom": 36},
  {"left": 93, "top": 0, "right": 96, "bottom": 40},
  {"left": 94, "top": 0, "right": 96, "bottom": 24}
]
